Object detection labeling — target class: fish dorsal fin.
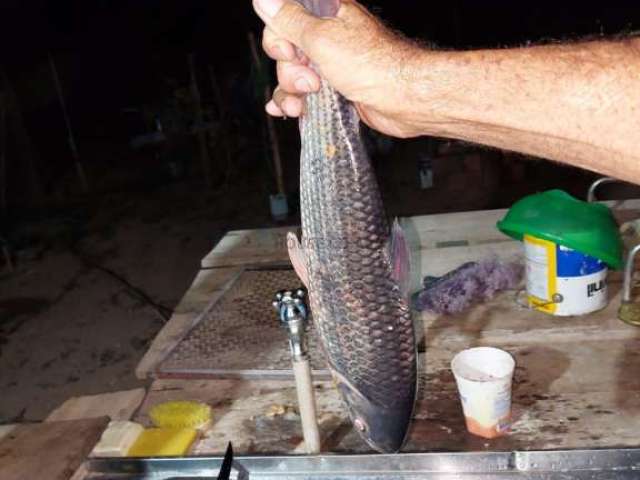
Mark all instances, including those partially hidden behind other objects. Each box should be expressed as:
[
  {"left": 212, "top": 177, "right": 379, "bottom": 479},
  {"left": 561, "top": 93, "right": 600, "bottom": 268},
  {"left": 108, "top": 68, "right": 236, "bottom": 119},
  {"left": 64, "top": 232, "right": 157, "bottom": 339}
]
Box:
[
  {"left": 287, "top": 232, "right": 309, "bottom": 288},
  {"left": 390, "top": 219, "right": 411, "bottom": 298}
]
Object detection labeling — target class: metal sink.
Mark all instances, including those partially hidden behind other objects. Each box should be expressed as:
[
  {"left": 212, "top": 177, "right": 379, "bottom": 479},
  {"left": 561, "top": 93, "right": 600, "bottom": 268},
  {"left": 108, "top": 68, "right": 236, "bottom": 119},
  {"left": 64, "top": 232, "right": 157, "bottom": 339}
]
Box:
[{"left": 88, "top": 448, "right": 640, "bottom": 479}]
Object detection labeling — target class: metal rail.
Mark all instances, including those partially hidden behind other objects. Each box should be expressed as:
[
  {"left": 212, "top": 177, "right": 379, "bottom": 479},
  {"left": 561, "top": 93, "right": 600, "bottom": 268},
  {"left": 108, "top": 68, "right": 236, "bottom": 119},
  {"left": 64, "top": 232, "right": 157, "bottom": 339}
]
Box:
[
  {"left": 88, "top": 449, "right": 640, "bottom": 479},
  {"left": 587, "top": 177, "right": 620, "bottom": 202}
]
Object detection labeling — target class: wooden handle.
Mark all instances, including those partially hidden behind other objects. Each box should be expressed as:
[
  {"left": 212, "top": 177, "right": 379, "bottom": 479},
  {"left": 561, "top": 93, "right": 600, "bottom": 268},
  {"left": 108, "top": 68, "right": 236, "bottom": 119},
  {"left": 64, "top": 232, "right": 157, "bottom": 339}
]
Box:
[{"left": 293, "top": 360, "right": 321, "bottom": 454}]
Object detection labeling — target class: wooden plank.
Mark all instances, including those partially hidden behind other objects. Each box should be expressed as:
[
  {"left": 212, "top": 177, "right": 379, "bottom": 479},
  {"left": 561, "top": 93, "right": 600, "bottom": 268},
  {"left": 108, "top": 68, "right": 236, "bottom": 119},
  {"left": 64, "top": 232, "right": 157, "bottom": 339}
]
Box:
[
  {"left": 143, "top": 217, "right": 519, "bottom": 380},
  {"left": 0, "top": 417, "right": 108, "bottom": 480},
  {"left": 142, "top": 326, "right": 640, "bottom": 454},
  {"left": 200, "top": 200, "right": 640, "bottom": 269},
  {"left": 137, "top": 378, "right": 342, "bottom": 454},
  {"left": 140, "top": 203, "right": 638, "bottom": 379},
  {"left": 139, "top": 324, "right": 640, "bottom": 457},
  {"left": 604, "top": 198, "right": 640, "bottom": 211},
  {"left": 173, "top": 267, "right": 242, "bottom": 315},
  {"left": 200, "top": 226, "right": 521, "bottom": 292},
  {"left": 0, "top": 425, "right": 16, "bottom": 441},
  {"left": 401, "top": 209, "right": 509, "bottom": 250},
  {"left": 395, "top": 239, "right": 522, "bottom": 293},
  {"left": 402, "top": 199, "right": 640, "bottom": 250},
  {"left": 135, "top": 312, "right": 203, "bottom": 379},
  {"left": 417, "top": 274, "right": 636, "bottom": 344},
  {"left": 414, "top": 240, "right": 521, "bottom": 280},
  {"left": 197, "top": 225, "right": 522, "bottom": 292},
  {"left": 198, "top": 220, "right": 515, "bottom": 270},
  {"left": 45, "top": 389, "right": 146, "bottom": 423},
  {"left": 69, "top": 465, "right": 89, "bottom": 480},
  {"left": 418, "top": 340, "right": 640, "bottom": 396},
  {"left": 132, "top": 200, "right": 640, "bottom": 453},
  {"left": 407, "top": 390, "right": 640, "bottom": 452},
  {"left": 135, "top": 267, "right": 242, "bottom": 379},
  {"left": 201, "top": 227, "right": 294, "bottom": 268}
]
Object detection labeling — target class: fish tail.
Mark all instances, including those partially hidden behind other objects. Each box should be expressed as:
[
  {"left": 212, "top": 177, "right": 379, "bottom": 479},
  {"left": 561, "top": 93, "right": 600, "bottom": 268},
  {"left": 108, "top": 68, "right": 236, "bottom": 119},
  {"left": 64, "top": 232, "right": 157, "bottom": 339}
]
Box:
[{"left": 296, "top": 0, "right": 341, "bottom": 17}]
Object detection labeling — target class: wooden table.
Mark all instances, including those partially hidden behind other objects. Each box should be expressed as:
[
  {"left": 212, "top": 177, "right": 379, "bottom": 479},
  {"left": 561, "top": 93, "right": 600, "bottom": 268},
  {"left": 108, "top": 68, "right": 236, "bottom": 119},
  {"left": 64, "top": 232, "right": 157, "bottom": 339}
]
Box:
[{"left": 135, "top": 200, "right": 640, "bottom": 455}]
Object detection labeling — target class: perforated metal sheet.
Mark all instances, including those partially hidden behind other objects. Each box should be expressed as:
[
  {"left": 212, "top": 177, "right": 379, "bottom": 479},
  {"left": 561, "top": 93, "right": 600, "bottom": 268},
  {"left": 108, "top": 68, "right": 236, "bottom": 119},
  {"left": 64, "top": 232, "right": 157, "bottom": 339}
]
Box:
[{"left": 158, "top": 268, "right": 331, "bottom": 379}]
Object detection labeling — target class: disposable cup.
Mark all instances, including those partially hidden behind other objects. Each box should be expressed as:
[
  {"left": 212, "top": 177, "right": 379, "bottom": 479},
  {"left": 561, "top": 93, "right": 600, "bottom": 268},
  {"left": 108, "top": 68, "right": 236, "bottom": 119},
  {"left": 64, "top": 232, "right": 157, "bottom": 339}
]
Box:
[{"left": 451, "top": 347, "right": 515, "bottom": 439}]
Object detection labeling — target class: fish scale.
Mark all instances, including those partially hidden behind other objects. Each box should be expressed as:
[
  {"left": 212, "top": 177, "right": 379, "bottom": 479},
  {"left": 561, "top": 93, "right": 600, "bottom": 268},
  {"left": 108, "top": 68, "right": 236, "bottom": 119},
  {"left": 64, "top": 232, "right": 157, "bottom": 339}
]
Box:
[{"left": 293, "top": 10, "right": 418, "bottom": 451}]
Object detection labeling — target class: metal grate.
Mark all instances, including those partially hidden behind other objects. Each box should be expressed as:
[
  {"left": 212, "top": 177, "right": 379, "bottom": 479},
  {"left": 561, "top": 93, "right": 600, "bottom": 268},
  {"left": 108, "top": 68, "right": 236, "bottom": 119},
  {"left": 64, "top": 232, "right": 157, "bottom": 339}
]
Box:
[{"left": 158, "top": 268, "right": 331, "bottom": 379}]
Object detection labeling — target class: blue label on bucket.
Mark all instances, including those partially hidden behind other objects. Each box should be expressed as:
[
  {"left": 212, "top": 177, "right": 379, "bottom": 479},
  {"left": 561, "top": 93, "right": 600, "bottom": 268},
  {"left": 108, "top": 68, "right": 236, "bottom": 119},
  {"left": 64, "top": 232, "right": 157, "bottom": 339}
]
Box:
[{"left": 556, "top": 245, "right": 605, "bottom": 277}]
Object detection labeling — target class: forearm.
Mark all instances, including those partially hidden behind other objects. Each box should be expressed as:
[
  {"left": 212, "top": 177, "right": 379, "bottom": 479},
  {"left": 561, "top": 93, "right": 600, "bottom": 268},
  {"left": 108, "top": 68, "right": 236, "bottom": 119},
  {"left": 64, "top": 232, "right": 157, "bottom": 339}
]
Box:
[{"left": 407, "top": 39, "right": 640, "bottom": 182}]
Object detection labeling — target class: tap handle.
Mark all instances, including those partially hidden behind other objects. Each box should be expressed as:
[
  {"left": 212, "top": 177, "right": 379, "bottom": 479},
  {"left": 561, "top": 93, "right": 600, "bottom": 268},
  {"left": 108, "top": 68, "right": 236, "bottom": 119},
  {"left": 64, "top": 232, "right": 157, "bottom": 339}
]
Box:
[{"left": 273, "top": 288, "right": 308, "bottom": 325}]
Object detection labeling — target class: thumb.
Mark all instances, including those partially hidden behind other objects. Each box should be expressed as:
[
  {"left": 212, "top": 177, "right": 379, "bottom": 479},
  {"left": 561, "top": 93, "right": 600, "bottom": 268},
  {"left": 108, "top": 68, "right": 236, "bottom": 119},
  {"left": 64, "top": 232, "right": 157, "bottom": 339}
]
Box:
[{"left": 253, "top": 0, "right": 323, "bottom": 50}]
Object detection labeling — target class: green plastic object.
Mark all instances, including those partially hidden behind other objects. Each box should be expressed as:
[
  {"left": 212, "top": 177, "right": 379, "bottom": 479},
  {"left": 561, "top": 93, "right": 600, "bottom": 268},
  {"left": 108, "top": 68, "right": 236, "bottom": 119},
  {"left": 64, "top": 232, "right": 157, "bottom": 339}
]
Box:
[{"left": 497, "top": 189, "right": 623, "bottom": 270}]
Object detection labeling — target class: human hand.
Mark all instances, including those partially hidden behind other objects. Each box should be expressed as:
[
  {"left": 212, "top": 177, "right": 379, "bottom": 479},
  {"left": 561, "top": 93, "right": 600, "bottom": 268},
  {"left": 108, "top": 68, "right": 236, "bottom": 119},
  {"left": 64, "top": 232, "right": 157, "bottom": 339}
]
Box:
[{"left": 252, "top": 0, "right": 427, "bottom": 138}]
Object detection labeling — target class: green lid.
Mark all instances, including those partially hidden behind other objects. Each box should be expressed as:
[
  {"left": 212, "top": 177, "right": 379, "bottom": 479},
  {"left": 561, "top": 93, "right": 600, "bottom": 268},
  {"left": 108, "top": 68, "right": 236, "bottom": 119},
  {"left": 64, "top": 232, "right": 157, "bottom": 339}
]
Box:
[{"left": 497, "top": 189, "right": 623, "bottom": 269}]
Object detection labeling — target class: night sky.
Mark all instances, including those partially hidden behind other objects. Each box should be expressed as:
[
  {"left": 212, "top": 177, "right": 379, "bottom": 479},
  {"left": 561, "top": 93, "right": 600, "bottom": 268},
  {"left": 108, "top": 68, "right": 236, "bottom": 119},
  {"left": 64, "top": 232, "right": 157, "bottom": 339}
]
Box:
[
  {"left": 3, "top": 1, "right": 639, "bottom": 113},
  {"left": 0, "top": 0, "right": 639, "bottom": 198}
]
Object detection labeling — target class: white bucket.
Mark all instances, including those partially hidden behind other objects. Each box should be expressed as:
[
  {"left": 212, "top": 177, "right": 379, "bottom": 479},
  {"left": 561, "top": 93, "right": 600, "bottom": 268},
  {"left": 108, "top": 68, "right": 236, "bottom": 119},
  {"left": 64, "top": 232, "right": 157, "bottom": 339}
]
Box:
[
  {"left": 269, "top": 194, "right": 289, "bottom": 221},
  {"left": 524, "top": 234, "right": 608, "bottom": 316},
  {"left": 451, "top": 347, "right": 515, "bottom": 439}
]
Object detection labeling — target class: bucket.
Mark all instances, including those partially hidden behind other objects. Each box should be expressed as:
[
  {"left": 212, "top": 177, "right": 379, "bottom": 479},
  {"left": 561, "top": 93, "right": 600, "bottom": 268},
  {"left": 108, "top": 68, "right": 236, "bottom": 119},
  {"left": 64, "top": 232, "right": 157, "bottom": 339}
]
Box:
[
  {"left": 269, "top": 194, "right": 289, "bottom": 222},
  {"left": 524, "top": 234, "right": 608, "bottom": 316}
]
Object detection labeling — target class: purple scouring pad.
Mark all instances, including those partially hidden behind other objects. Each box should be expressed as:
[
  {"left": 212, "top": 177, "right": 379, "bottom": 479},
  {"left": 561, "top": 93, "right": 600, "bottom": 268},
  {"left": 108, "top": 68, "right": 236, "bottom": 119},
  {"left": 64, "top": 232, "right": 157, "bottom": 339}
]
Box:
[{"left": 413, "top": 259, "right": 523, "bottom": 314}]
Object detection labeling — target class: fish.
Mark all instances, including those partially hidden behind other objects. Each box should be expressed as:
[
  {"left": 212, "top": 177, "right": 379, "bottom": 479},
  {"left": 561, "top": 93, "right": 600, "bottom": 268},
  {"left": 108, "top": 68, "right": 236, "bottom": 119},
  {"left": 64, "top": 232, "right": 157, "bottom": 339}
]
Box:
[{"left": 287, "top": 0, "right": 418, "bottom": 453}]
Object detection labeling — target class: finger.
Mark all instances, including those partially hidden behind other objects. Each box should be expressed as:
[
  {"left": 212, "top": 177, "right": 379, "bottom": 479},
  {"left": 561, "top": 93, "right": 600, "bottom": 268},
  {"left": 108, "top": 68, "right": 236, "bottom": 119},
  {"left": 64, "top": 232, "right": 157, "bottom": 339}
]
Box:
[
  {"left": 273, "top": 87, "right": 305, "bottom": 117},
  {"left": 252, "top": 0, "right": 322, "bottom": 51},
  {"left": 262, "top": 26, "right": 296, "bottom": 61},
  {"left": 266, "top": 99, "right": 285, "bottom": 117},
  {"left": 277, "top": 60, "right": 320, "bottom": 94}
]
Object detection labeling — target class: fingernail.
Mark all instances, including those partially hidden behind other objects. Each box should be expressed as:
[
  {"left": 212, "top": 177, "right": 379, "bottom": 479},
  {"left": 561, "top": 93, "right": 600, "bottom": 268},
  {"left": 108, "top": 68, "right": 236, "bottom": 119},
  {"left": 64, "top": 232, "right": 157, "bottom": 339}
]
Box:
[
  {"left": 255, "top": 0, "right": 284, "bottom": 19},
  {"left": 294, "top": 77, "right": 312, "bottom": 93}
]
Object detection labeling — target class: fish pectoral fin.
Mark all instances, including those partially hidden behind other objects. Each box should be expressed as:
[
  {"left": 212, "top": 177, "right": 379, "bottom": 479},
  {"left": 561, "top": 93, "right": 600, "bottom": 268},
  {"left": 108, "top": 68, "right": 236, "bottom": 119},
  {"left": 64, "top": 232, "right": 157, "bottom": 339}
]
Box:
[
  {"left": 287, "top": 232, "right": 310, "bottom": 288},
  {"left": 390, "top": 218, "right": 412, "bottom": 298}
]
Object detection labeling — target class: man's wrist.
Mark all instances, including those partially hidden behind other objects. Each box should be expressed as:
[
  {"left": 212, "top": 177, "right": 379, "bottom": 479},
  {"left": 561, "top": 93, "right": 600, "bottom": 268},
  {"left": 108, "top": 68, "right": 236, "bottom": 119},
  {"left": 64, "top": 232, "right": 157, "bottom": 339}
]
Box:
[{"left": 397, "top": 48, "right": 462, "bottom": 138}]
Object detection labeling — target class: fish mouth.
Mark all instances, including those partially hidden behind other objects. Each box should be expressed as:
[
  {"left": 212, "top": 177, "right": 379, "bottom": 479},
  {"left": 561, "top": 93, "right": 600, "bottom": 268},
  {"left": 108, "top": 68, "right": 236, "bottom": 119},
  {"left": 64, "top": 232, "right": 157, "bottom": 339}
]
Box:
[
  {"left": 351, "top": 403, "right": 413, "bottom": 453},
  {"left": 335, "top": 374, "right": 414, "bottom": 453}
]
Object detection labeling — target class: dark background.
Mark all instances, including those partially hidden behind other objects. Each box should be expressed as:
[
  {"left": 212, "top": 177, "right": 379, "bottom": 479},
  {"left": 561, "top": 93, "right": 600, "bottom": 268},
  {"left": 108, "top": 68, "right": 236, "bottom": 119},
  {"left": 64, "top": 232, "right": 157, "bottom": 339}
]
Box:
[{"left": 1, "top": 0, "right": 640, "bottom": 224}]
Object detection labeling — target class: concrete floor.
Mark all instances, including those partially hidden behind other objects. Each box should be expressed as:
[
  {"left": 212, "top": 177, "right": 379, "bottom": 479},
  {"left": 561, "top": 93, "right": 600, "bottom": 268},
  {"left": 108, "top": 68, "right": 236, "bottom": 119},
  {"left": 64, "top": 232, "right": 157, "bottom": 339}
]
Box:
[{"left": 0, "top": 183, "right": 270, "bottom": 422}]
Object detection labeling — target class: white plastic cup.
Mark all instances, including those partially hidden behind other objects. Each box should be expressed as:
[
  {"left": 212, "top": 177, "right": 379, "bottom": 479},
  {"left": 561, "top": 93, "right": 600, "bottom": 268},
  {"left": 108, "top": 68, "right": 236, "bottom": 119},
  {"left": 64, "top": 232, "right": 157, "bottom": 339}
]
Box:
[{"left": 451, "top": 347, "right": 516, "bottom": 439}]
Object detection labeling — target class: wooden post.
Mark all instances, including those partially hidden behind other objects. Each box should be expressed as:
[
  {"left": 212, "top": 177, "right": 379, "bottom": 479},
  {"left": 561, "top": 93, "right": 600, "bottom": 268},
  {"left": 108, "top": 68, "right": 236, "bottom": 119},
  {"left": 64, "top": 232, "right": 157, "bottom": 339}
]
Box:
[
  {"left": 207, "top": 65, "right": 224, "bottom": 120},
  {"left": 188, "top": 53, "right": 213, "bottom": 189},
  {"left": 48, "top": 53, "right": 89, "bottom": 193},
  {"left": 0, "top": 95, "right": 6, "bottom": 215},
  {"left": 248, "top": 32, "right": 286, "bottom": 196},
  {"left": 0, "top": 94, "right": 11, "bottom": 271},
  {"left": 208, "top": 65, "right": 233, "bottom": 185},
  {"left": 0, "top": 69, "right": 43, "bottom": 204}
]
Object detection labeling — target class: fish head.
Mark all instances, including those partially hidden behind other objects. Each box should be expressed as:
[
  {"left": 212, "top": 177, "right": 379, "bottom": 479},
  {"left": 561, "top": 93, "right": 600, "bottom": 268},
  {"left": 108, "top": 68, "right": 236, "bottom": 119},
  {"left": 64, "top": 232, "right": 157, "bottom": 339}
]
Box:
[{"left": 335, "top": 376, "right": 413, "bottom": 453}]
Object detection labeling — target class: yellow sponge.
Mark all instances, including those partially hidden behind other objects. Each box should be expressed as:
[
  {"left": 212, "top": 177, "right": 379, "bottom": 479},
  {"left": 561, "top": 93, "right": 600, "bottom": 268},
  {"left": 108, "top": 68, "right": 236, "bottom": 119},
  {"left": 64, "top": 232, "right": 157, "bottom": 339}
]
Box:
[
  {"left": 127, "top": 428, "right": 197, "bottom": 457},
  {"left": 149, "top": 401, "right": 211, "bottom": 430}
]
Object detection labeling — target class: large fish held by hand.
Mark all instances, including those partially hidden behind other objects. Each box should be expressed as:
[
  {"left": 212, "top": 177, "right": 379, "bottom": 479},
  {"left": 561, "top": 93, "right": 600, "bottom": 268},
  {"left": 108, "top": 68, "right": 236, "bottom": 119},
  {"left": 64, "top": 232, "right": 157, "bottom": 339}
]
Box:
[{"left": 286, "top": 0, "right": 418, "bottom": 453}]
